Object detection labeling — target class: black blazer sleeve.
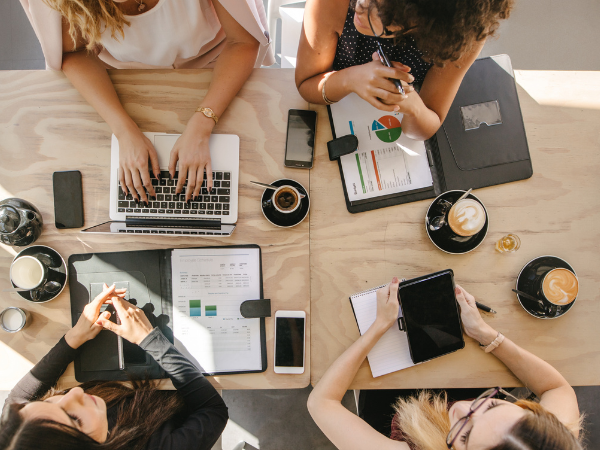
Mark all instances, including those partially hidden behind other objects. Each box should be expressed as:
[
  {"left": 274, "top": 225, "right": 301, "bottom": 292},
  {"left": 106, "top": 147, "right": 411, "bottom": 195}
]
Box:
[
  {"left": 2, "top": 336, "right": 79, "bottom": 414},
  {"left": 139, "top": 328, "right": 229, "bottom": 450}
]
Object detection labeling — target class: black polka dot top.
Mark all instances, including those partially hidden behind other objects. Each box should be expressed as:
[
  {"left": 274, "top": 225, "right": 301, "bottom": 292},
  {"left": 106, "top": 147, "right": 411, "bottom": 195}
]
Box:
[{"left": 333, "top": 7, "right": 433, "bottom": 85}]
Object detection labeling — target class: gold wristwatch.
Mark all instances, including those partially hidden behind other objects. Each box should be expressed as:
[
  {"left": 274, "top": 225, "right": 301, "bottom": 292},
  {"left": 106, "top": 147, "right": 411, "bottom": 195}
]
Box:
[{"left": 196, "top": 107, "right": 219, "bottom": 125}]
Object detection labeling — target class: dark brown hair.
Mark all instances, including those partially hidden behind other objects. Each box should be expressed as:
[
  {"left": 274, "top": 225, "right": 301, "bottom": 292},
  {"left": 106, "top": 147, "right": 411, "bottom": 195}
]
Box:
[
  {"left": 0, "top": 378, "right": 183, "bottom": 450},
  {"left": 352, "top": 0, "right": 514, "bottom": 64}
]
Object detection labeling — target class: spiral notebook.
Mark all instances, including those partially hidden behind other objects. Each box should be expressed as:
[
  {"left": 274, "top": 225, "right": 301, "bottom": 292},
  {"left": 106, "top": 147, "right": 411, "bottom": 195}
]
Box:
[{"left": 349, "top": 285, "right": 415, "bottom": 377}]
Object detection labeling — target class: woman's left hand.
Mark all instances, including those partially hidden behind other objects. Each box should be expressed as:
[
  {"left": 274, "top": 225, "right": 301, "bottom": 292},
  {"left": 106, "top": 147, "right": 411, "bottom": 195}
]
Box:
[
  {"left": 374, "top": 277, "right": 400, "bottom": 331},
  {"left": 169, "top": 114, "right": 215, "bottom": 202},
  {"left": 65, "top": 283, "right": 127, "bottom": 349}
]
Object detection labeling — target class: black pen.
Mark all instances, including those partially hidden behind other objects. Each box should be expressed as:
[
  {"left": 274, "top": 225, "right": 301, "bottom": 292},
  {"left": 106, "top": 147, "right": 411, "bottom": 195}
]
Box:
[
  {"left": 375, "top": 42, "right": 405, "bottom": 96},
  {"left": 476, "top": 301, "right": 497, "bottom": 314}
]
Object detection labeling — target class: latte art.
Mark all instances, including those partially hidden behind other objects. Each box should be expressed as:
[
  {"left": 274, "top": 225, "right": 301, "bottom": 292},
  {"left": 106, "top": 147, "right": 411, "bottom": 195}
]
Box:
[
  {"left": 542, "top": 268, "right": 578, "bottom": 305},
  {"left": 447, "top": 198, "right": 486, "bottom": 237}
]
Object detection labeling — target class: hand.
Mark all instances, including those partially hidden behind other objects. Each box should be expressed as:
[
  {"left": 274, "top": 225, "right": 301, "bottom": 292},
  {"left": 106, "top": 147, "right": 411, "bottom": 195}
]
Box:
[
  {"left": 65, "top": 283, "right": 127, "bottom": 349},
  {"left": 169, "top": 114, "right": 214, "bottom": 202},
  {"left": 96, "top": 296, "right": 154, "bottom": 345},
  {"left": 373, "top": 277, "right": 400, "bottom": 331},
  {"left": 117, "top": 126, "right": 160, "bottom": 204},
  {"left": 455, "top": 285, "right": 497, "bottom": 345},
  {"left": 347, "top": 52, "right": 415, "bottom": 112}
]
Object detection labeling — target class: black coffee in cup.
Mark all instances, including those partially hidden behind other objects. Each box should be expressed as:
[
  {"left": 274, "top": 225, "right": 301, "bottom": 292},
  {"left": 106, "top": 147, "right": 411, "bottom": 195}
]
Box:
[{"left": 274, "top": 187, "right": 299, "bottom": 212}]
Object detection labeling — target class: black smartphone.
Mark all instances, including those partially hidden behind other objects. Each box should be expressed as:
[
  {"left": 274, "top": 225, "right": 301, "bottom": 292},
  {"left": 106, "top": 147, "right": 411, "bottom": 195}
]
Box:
[
  {"left": 52, "top": 170, "right": 84, "bottom": 229},
  {"left": 398, "top": 270, "right": 465, "bottom": 364},
  {"left": 284, "top": 109, "right": 316, "bottom": 169}
]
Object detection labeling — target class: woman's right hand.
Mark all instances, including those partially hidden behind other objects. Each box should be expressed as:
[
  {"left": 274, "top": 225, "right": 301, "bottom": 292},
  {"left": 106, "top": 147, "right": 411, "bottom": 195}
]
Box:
[
  {"left": 96, "top": 296, "right": 154, "bottom": 345},
  {"left": 346, "top": 52, "right": 415, "bottom": 111},
  {"left": 455, "top": 284, "right": 498, "bottom": 345},
  {"left": 117, "top": 126, "right": 160, "bottom": 204}
]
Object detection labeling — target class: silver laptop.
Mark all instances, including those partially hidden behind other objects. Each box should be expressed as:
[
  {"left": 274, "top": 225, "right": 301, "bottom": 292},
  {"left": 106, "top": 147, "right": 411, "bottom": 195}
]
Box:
[{"left": 82, "top": 132, "right": 239, "bottom": 236}]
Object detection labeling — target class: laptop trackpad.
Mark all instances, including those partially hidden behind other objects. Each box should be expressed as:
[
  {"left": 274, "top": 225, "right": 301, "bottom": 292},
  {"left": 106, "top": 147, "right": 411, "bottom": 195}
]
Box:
[{"left": 153, "top": 135, "right": 179, "bottom": 168}]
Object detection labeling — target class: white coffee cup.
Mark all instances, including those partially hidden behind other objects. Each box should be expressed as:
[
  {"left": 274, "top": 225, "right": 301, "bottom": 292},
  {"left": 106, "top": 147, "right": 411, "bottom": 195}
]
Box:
[
  {"left": 0, "top": 307, "right": 29, "bottom": 333},
  {"left": 10, "top": 256, "right": 47, "bottom": 290},
  {"left": 271, "top": 185, "right": 302, "bottom": 214}
]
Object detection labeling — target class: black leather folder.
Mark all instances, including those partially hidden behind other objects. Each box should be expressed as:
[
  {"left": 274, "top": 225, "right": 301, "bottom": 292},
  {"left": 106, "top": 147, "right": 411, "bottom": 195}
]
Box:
[
  {"left": 327, "top": 54, "right": 533, "bottom": 213},
  {"left": 68, "top": 244, "right": 269, "bottom": 381}
]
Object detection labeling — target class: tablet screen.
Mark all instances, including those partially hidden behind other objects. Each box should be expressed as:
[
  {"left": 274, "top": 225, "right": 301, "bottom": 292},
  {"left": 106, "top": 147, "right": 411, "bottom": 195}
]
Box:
[{"left": 399, "top": 271, "right": 464, "bottom": 364}]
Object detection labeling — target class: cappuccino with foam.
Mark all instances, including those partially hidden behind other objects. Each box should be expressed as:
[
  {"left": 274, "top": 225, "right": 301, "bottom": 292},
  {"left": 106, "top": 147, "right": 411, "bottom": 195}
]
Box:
[
  {"left": 542, "top": 268, "right": 578, "bottom": 305},
  {"left": 447, "top": 198, "right": 486, "bottom": 237}
]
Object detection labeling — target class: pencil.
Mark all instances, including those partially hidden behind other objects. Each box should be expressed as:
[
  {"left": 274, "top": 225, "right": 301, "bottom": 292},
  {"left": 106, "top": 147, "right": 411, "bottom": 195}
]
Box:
[{"left": 476, "top": 301, "right": 497, "bottom": 314}]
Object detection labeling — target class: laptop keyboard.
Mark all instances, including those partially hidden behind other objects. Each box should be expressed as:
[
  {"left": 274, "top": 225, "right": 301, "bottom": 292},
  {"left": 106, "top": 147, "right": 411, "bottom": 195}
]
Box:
[{"left": 117, "top": 170, "right": 231, "bottom": 217}]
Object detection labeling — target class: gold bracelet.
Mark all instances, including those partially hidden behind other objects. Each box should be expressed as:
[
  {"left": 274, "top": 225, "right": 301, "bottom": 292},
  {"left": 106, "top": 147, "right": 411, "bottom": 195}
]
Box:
[
  {"left": 321, "top": 74, "right": 336, "bottom": 105},
  {"left": 196, "top": 106, "right": 219, "bottom": 125}
]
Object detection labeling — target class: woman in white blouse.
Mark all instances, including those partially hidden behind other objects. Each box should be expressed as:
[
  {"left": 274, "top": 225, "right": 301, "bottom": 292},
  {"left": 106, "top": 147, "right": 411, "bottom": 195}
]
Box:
[{"left": 23, "top": 0, "right": 269, "bottom": 203}]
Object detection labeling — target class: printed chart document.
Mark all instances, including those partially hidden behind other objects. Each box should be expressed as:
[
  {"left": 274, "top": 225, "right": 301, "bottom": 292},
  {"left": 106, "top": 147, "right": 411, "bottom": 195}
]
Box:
[
  {"left": 171, "top": 247, "right": 263, "bottom": 374},
  {"left": 330, "top": 93, "right": 433, "bottom": 203},
  {"left": 350, "top": 286, "right": 415, "bottom": 377}
]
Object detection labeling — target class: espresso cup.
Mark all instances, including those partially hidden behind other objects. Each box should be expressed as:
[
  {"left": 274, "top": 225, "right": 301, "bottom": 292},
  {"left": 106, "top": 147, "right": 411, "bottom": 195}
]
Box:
[
  {"left": 10, "top": 255, "right": 48, "bottom": 290},
  {"left": 0, "top": 307, "right": 30, "bottom": 333},
  {"left": 447, "top": 198, "right": 487, "bottom": 237},
  {"left": 272, "top": 185, "right": 301, "bottom": 214},
  {"left": 540, "top": 268, "right": 579, "bottom": 305}
]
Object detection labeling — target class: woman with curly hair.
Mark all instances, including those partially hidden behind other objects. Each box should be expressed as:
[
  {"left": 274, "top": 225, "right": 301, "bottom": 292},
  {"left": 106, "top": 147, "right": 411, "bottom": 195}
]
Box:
[
  {"left": 296, "top": 0, "right": 513, "bottom": 140},
  {"left": 20, "top": 0, "right": 271, "bottom": 204},
  {"left": 0, "top": 284, "right": 228, "bottom": 450},
  {"left": 308, "top": 279, "right": 583, "bottom": 450}
]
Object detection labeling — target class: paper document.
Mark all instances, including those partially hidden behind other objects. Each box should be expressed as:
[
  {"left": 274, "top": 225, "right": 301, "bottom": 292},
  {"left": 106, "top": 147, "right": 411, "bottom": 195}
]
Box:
[
  {"left": 350, "top": 286, "right": 415, "bottom": 377},
  {"left": 172, "top": 248, "right": 262, "bottom": 374},
  {"left": 330, "top": 93, "right": 433, "bottom": 203}
]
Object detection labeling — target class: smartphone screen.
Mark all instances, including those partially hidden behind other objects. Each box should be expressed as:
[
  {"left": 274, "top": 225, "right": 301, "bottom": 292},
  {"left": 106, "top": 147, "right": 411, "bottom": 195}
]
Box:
[
  {"left": 284, "top": 110, "right": 316, "bottom": 168},
  {"left": 275, "top": 316, "right": 305, "bottom": 368},
  {"left": 399, "top": 271, "right": 464, "bottom": 364},
  {"left": 53, "top": 170, "right": 84, "bottom": 229}
]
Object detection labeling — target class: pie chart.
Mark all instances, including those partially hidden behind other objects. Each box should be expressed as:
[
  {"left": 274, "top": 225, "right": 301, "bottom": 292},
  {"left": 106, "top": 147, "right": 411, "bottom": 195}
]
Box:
[{"left": 372, "top": 116, "right": 402, "bottom": 143}]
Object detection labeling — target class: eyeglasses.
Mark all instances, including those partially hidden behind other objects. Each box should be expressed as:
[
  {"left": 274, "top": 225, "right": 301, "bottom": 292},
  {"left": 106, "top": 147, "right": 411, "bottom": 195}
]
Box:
[
  {"left": 446, "top": 387, "right": 518, "bottom": 449},
  {"left": 366, "top": 4, "right": 393, "bottom": 37}
]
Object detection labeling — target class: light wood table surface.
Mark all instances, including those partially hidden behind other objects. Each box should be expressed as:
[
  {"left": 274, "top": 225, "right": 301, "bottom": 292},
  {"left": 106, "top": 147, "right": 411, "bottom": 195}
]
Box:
[
  {"left": 0, "top": 68, "right": 310, "bottom": 390},
  {"left": 309, "top": 71, "right": 600, "bottom": 389}
]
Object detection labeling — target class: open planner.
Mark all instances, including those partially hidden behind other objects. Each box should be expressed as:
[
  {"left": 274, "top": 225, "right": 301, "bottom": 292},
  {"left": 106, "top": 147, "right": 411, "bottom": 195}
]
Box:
[
  {"left": 349, "top": 271, "right": 465, "bottom": 378},
  {"left": 69, "top": 245, "right": 268, "bottom": 381},
  {"left": 350, "top": 285, "right": 416, "bottom": 377},
  {"left": 327, "top": 54, "right": 532, "bottom": 213}
]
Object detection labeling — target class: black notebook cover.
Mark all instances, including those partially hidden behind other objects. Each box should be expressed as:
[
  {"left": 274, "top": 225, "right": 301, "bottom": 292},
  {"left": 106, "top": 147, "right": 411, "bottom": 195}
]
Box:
[
  {"left": 328, "top": 54, "right": 532, "bottom": 213},
  {"left": 69, "top": 244, "right": 267, "bottom": 381}
]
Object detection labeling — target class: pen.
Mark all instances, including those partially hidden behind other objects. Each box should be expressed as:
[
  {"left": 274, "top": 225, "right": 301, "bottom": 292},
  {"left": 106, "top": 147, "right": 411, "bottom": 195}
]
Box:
[
  {"left": 475, "top": 301, "right": 497, "bottom": 314},
  {"left": 375, "top": 42, "right": 405, "bottom": 96}
]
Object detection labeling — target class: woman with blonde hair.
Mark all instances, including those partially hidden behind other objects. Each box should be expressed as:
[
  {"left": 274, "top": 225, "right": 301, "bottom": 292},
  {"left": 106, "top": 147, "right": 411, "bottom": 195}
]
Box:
[
  {"left": 308, "top": 278, "right": 583, "bottom": 450},
  {"left": 20, "top": 0, "right": 271, "bottom": 204}
]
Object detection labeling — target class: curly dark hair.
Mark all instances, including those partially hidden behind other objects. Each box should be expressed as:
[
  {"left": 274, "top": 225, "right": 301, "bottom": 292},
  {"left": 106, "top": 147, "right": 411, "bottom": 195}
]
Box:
[{"left": 352, "top": 0, "right": 514, "bottom": 64}]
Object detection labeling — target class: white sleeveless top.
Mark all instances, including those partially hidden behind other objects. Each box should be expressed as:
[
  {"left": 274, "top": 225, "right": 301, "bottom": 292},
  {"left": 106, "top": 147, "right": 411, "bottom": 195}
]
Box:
[{"left": 99, "top": 0, "right": 226, "bottom": 69}]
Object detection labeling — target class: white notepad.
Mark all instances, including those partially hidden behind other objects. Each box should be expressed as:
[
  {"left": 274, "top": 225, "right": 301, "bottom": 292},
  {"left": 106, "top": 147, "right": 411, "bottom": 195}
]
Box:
[
  {"left": 171, "top": 247, "right": 263, "bottom": 374},
  {"left": 350, "top": 286, "right": 416, "bottom": 377}
]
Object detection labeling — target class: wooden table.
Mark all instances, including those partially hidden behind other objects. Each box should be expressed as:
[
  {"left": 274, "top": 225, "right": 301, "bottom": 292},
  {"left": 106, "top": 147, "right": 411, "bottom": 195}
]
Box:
[
  {"left": 309, "top": 71, "right": 600, "bottom": 389},
  {"left": 0, "top": 68, "right": 310, "bottom": 390}
]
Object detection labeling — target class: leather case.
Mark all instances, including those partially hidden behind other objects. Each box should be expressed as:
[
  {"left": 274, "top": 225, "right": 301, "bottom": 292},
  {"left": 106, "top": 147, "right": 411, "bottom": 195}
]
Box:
[
  {"left": 327, "top": 54, "right": 532, "bottom": 213},
  {"left": 69, "top": 244, "right": 267, "bottom": 381}
]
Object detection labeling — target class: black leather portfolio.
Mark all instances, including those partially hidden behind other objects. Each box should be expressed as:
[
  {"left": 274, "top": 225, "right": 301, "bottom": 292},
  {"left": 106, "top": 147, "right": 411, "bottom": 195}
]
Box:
[
  {"left": 68, "top": 245, "right": 269, "bottom": 381},
  {"left": 327, "top": 54, "right": 533, "bottom": 213}
]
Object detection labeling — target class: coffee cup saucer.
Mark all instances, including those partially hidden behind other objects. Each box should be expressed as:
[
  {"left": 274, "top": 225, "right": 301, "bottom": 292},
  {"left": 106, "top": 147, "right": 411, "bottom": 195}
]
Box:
[
  {"left": 516, "top": 255, "right": 577, "bottom": 319},
  {"left": 261, "top": 179, "right": 309, "bottom": 228},
  {"left": 425, "top": 190, "right": 489, "bottom": 254},
  {"left": 11, "top": 245, "right": 68, "bottom": 303}
]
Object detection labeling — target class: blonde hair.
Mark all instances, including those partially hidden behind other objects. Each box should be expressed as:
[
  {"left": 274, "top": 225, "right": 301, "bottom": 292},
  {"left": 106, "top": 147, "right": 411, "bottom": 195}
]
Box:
[
  {"left": 43, "top": 0, "right": 130, "bottom": 51},
  {"left": 392, "top": 391, "right": 584, "bottom": 450}
]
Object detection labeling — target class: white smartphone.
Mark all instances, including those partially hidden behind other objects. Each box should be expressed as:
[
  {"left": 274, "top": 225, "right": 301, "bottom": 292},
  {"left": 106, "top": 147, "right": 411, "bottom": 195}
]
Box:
[{"left": 274, "top": 310, "right": 306, "bottom": 374}]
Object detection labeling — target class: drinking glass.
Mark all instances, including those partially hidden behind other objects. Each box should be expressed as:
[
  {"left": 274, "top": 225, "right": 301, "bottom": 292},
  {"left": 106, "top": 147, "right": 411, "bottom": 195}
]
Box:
[{"left": 495, "top": 234, "right": 521, "bottom": 253}]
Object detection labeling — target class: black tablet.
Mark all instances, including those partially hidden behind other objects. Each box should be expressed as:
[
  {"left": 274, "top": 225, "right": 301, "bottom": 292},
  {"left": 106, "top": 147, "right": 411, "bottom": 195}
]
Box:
[{"left": 398, "top": 270, "right": 465, "bottom": 364}]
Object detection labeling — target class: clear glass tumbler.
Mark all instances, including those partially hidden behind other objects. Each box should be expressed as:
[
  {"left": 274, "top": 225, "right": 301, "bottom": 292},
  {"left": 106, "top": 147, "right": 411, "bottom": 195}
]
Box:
[{"left": 495, "top": 234, "right": 521, "bottom": 253}]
